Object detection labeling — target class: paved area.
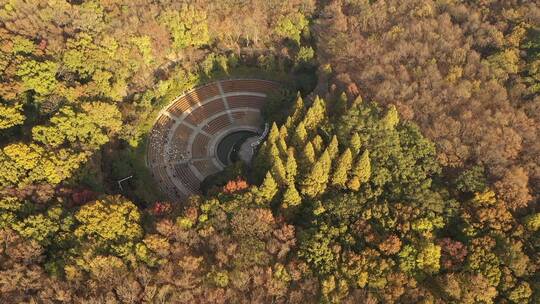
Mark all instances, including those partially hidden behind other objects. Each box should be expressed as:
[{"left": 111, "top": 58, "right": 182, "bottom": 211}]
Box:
[{"left": 238, "top": 136, "right": 259, "bottom": 164}]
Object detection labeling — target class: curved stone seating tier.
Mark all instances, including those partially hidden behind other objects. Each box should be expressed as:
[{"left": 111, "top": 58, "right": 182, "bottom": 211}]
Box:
[
  {"left": 147, "top": 79, "right": 280, "bottom": 202},
  {"left": 231, "top": 110, "right": 262, "bottom": 126},
  {"left": 166, "top": 83, "right": 221, "bottom": 117},
  {"left": 192, "top": 133, "right": 210, "bottom": 158},
  {"left": 185, "top": 99, "right": 226, "bottom": 125},
  {"left": 174, "top": 163, "right": 200, "bottom": 192},
  {"left": 202, "top": 114, "right": 232, "bottom": 135},
  {"left": 227, "top": 95, "right": 266, "bottom": 110},
  {"left": 220, "top": 79, "right": 280, "bottom": 95},
  {"left": 192, "top": 159, "right": 221, "bottom": 177}
]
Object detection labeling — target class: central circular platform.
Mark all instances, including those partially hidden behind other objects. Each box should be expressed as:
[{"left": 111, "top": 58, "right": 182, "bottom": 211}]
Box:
[
  {"left": 216, "top": 130, "right": 257, "bottom": 166},
  {"left": 147, "top": 79, "right": 281, "bottom": 202}
]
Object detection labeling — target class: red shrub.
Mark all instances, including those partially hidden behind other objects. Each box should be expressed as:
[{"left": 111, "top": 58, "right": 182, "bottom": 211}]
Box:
[
  {"left": 151, "top": 201, "right": 172, "bottom": 216},
  {"left": 222, "top": 177, "right": 249, "bottom": 194}
]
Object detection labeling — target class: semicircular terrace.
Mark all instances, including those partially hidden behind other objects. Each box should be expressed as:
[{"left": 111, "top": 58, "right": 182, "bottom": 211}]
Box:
[{"left": 147, "top": 79, "right": 281, "bottom": 202}]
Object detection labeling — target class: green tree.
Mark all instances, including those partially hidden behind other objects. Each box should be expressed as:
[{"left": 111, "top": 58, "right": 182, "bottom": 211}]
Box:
[
  {"left": 508, "top": 281, "right": 532, "bottom": 303},
  {"left": 16, "top": 60, "right": 59, "bottom": 96},
  {"left": 327, "top": 135, "right": 339, "bottom": 160},
  {"left": 268, "top": 122, "right": 280, "bottom": 143},
  {"left": 32, "top": 102, "right": 121, "bottom": 150},
  {"left": 299, "top": 142, "right": 316, "bottom": 172},
  {"left": 0, "top": 103, "right": 25, "bottom": 130},
  {"left": 74, "top": 195, "right": 143, "bottom": 255},
  {"left": 348, "top": 150, "right": 371, "bottom": 191},
  {"left": 334, "top": 92, "right": 348, "bottom": 118},
  {"left": 381, "top": 105, "right": 399, "bottom": 130},
  {"left": 303, "top": 96, "right": 326, "bottom": 132},
  {"left": 275, "top": 12, "right": 309, "bottom": 45},
  {"left": 455, "top": 165, "right": 487, "bottom": 193},
  {"left": 311, "top": 135, "right": 324, "bottom": 156},
  {"left": 271, "top": 156, "right": 287, "bottom": 187},
  {"left": 130, "top": 35, "right": 154, "bottom": 65},
  {"left": 285, "top": 148, "right": 297, "bottom": 185},
  {"left": 12, "top": 213, "right": 60, "bottom": 246},
  {"left": 282, "top": 184, "right": 302, "bottom": 208},
  {"left": 331, "top": 148, "right": 352, "bottom": 189},
  {"left": 290, "top": 94, "right": 305, "bottom": 124},
  {"left": 255, "top": 172, "right": 278, "bottom": 203},
  {"left": 524, "top": 213, "right": 540, "bottom": 231},
  {"left": 350, "top": 132, "right": 362, "bottom": 156},
  {"left": 292, "top": 121, "right": 308, "bottom": 149},
  {"left": 298, "top": 224, "right": 340, "bottom": 275},
  {"left": 301, "top": 151, "right": 331, "bottom": 198},
  {"left": 159, "top": 5, "right": 210, "bottom": 50}
]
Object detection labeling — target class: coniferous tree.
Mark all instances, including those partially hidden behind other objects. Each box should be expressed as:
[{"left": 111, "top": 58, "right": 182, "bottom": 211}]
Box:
[
  {"left": 381, "top": 105, "right": 399, "bottom": 130},
  {"left": 331, "top": 148, "right": 353, "bottom": 189},
  {"left": 267, "top": 122, "right": 280, "bottom": 143},
  {"left": 282, "top": 184, "right": 302, "bottom": 208},
  {"left": 350, "top": 132, "right": 362, "bottom": 156},
  {"left": 300, "top": 141, "right": 316, "bottom": 172},
  {"left": 256, "top": 171, "right": 278, "bottom": 203},
  {"left": 292, "top": 121, "right": 308, "bottom": 150},
  {"left": 301, "top": 150, "right": 331, "bottom": 198},
  {"left": 333, "top": 92, "right": 348, "bottom": 118},
  {"left": 277, "top": 137, "right": 288, "bottom": 159},
  {"left": 311, "top": 135, "right": 324, "bottom": 156},
  {"left": 348, "top": 149, "right": 371, "bottom": 191},
  {"left": 279, "top": 125, "right": 288, "bottom": 141},
  {"left": 268, "top": 142, "right": 281, "bottom": 162},
  {"left": 285, "top": 148, "right": 297, "bottom": 185},
  {"left": 303, "top": 96, "right": 326, "bottom": 132},
  {"left": 271, "top": 156, "right": 287, "bottom": 187},
  {"left": 290, "top": 93, "right": 305, "bottom": 124},
  {"left": 327, "top": 135, "right": 339, "bottom": 160},
  {"left": 284, "top": 116, "right": 294, "bottom": 132}
]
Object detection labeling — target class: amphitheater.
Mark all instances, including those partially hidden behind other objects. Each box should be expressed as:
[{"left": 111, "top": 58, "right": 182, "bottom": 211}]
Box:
[{"left": 147, "top": 79, "right": 281, "bottom": 202}]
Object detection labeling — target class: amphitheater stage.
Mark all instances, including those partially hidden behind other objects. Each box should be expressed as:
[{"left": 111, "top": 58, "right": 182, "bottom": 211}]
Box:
[
  {"left": 216, "top": 130, "right": 257, "bottom": 166},
  {"left": 237, "top": 136, "right": 259, "bottom": 164}
]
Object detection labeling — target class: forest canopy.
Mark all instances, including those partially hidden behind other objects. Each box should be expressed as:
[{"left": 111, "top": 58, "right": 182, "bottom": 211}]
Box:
[{"left": 0, "top": 0, "right": 539, "bottom": 303}]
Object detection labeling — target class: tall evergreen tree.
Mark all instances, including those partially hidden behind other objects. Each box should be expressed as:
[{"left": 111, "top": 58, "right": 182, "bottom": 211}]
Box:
[
  {"left": 333, "top": 92, "right": 348, "bottom": 118},
  {"left": 331, "top": 148, "right": 353, "bottom": 189},
  {"left": 271, "top": 156, "right": 287, "bottom": 187},
  {"left": 348, "top": 150, "right": 371, "bottom": 191},
  {"left": 350, "top": 132, "right": 362, "bottom": 156},
  {"left": 284, "top": 116, "right": 294, "bottom": 132},
  {"left": 255, "top": 171, "right": 278, "bottom": 203},
  {"left": 267, "top": 122, "right": 280, "bottom": 143},
  {"left": 285, "top": 148, "right": 297, "bottom": 185},
  {"left": 290, "top": 93, "right": 305, "bottom": 124},
  {"left": 300, "top": 150, "right": 331, "bottom": 198},
  {"left": 292, "top": 121, "right": 308, "bottom": 150},
  {"left": 277, "top": 137, "right": 288, "bottom": 159},
  {"left": 279, "top": 125, "right": 288, "bottom": 141},
  {"left": 303, "top": 96, "right": 326, "bottom": 132},
  {"left": 381, "top": 104, "right": 399, "bottom": 130},
  {"left": 311, "top": 135, "right": 324, "bottom": 156},
  {"left": 282, "top": 184, "right": 302, "bottom": 208},
  {"left": 327, "top": 135, "right": 339, "bottom": 160},
  {"left": 300, "top": 141, "right": 316, "bottom": 171},
  {"left": 268, "top": 142, "right": 281, "bottom": 162}
]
